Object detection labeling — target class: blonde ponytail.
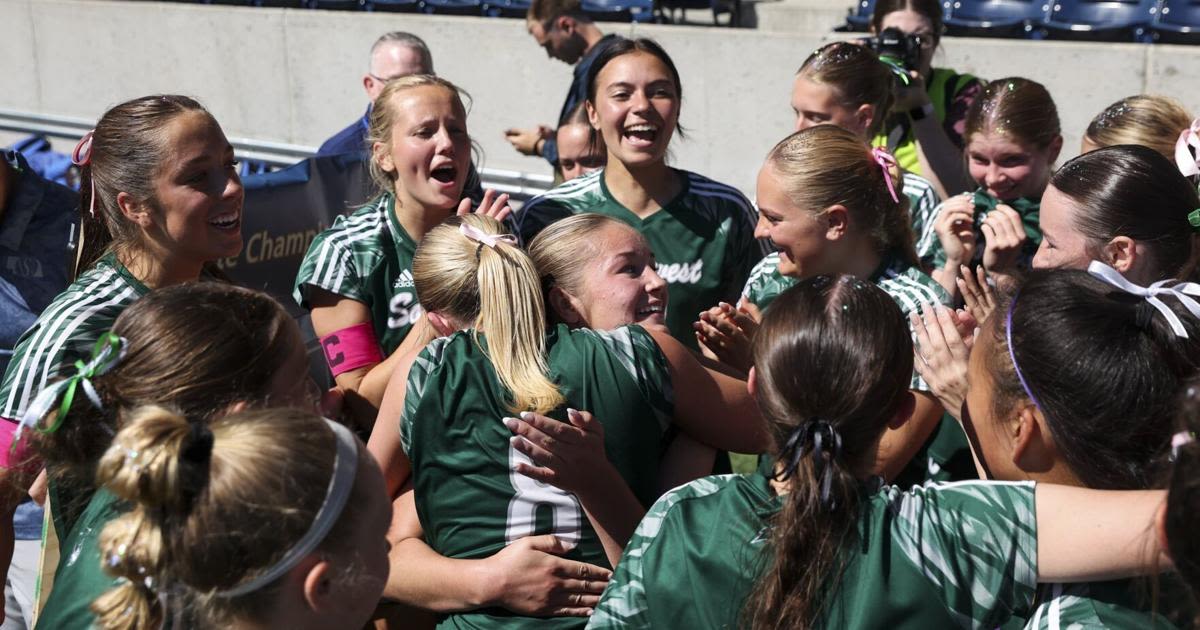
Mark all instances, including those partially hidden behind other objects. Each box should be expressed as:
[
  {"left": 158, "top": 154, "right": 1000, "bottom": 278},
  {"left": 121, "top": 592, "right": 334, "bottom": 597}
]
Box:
[{"left": 413, "top": 215, "right": 565, "bottom": 413}]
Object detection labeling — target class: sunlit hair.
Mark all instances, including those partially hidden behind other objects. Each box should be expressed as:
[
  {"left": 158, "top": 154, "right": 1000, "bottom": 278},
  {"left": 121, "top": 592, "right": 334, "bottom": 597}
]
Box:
[
  {"left": 796, "top": 42, "right": 895, "bottom": 138},
  {"left": 528, "top": 213, "right": 646, "bottom": 322},
  {"left": 965, "top": 77, "right": 1060, "bottom": 150},
  {"left": 365, "top": 74, "right": 471, "bottom": 197},
  {"left": 412, "top": 215, "right": 564, "bottom": 413},
  {"left": 1085, "top": 95, "right": 1194, "bottom": 159}
]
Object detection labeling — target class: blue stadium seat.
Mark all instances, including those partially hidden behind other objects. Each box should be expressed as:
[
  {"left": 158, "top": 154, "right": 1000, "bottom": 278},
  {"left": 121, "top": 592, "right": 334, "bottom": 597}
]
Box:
[
  {"left": 420, "top": 0, "right": 483, "bottom": 14},
  {"left": 483, "top": 0, "right": 531, "bottom": 17},
  {"left": 1035, "top": 0, "right": 1160, "bottom": 40},
  {"left": 368, "top": 0, "right": 422, "bottom": 10},
  {"left": 311, "top": 0, "right": 364, "bottom": 8},
  {"left": 1150, "top": 0, "right": 1200, "bottom": 42},
  {"left": 944, "top": 0, "right": 1051, "bottom": 37},
  {"left": 582, "top": 0, "right": 656, "bottom": 22},
  {"left": 659, "top": 0, "right": 739, "bottom": 25},
  {"left": 836, "top": 0, "right": 876, "bottom": 31}
]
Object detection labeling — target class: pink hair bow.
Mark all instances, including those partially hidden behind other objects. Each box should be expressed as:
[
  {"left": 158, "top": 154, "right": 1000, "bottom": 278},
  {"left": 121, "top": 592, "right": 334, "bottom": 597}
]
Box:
[
  {"left": 460, "top": 222, "right": 517, "bottom": 249},
  {"left": 871, "top": 147, "right": 900, "bottom": 204},
  {"left": 72, "top": 130, "right": 98, "bottom": 219},
  {"left": 1176, "top": 117, "right": 1200, "bottom": 178}
]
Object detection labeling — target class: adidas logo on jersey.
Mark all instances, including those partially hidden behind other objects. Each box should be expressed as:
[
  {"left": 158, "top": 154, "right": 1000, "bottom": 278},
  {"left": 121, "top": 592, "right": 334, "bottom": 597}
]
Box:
[
  {"left": 656, "top": 259, "right": 704, "bottom": 284},
  {"left": 394, "top": 270, "right": 415, "bottom": 289}
]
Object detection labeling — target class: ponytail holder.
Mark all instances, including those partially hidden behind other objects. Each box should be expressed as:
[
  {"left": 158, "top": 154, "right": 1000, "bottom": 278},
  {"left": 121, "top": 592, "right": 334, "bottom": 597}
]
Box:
[
  {"left": 773, "top": 419, "right": 844, "bottom": 509},
  {"left": 1172, "top": 430, "right": 1195, "bottom": 458},
  {"left": 1087, "top": 260, "right": 1200, "bottom": 339},
  {"left": 1176, "top": 118, "right": 1200, "bottom": 178},
  {"left": 871, "top": 147, "right": 901, "bottom": 204},
  {"left": 181, "top": 422, "right": 214, "bottom": 465},
  {"left": 1188, "top": 209, "right": 1200, "bottom": 232},
  {"left": 459, "top": 223, "right": 518, "bottom": 261},
  {"left": 14, "top": 332, "right": 127, "bottom": 445},
  {"left": 72, "top": 130, "right": 98, "bottom": 219}
]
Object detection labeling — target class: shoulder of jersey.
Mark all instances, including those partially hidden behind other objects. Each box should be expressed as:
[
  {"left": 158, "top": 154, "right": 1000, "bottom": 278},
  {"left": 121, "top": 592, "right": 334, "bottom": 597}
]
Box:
[
  {"left": 683, "top": 171, "right": 759, "bottom": 228},
  {"left": 900, "top": 172, "right": 936, "bottom": 196},
  {"left": 522, "top": 170, "right": 604, "bottom": 210},
  {"left": 877, "top": 260, "right": 951, "bottom": 310},
  {"left": 310, "top": 197, "right": 390, "bottom": 246},
  {"left": 642, "top": 474, "right": 742, "bottom": 532}
]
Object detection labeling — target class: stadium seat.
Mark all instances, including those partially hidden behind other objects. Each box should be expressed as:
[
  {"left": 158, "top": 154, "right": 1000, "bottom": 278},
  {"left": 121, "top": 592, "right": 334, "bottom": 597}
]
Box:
[
  {"left": 311, "top": 0, "right": 364, "bottom": 8},
  {"left": 1150, "top": 0, "right": 1200, "bottom": 42},
  {"left": 257, "top": 0, "right": 308, "bottom": 6},
  {"left": 582, "top": 0, "right": 656, "bottom": 22},
  {"left": 420, "top": 0, "right": 483, "bottom": 14},
  {"left": 483, "top": 0, "right": 531, "bottom": 17},
  {"left": 368, "top": 0, "right": 422, "bottom": 10},
  {"left": 944, "top": 0, "right": 1052, "bottom": 37},
  {"left": 1035, "top": 0, "right": 1160, "bottom": 40},
  {"left": 837, "top": 0, "right": 877, "bottom": 31},
  {"left": 659, "top": 0, "right": 740, "bottom": 25}
]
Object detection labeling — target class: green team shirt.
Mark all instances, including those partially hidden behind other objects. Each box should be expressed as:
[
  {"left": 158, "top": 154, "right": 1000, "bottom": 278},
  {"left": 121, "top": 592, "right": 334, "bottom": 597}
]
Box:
[
  {"left": 0, "top": 253, "right": 148, "bottom": 421},
  {"left": 401, "top": 323, "right": 673, "bottom": 629},
  {"left": 917, "top": 189, "right": 1042, "bottom": 270},
  {"left": 294, "top": 192, "right": 422, "bottom": 354},
  {"left": 741, "top": 172, "right": 941, "bottom": 314},
  {"left": 589, "top": 476, "right": 1037, "bottom": 630},
  {"left": 1023, "top": 579, "right": 1194, "bottom": 630},
  {"left": 33, "top": 489, "right": 125, "bottom": 630},
  {"left": 513, "top": 169, "right": 768, "bottom": 348}
]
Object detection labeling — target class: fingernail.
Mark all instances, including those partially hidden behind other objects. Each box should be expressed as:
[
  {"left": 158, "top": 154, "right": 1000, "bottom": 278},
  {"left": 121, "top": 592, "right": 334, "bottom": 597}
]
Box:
[
  {"left": 503, "top": 417, "right": 519, "bottom": 430},
  {"left": 510, "top": 435, "right": 523, "bottom": 446},
  {"left": 520, "top": 411, "right": 533, "bottom": 420},
  {"left": 567, "top": 408, "right": 581, "bottom": 421}
]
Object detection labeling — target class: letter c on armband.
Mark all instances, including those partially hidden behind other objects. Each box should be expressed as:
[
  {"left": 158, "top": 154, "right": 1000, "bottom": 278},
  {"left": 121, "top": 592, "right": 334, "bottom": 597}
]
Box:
[{"left": 319, "top": 322, "right": 384, "bottom": 377}]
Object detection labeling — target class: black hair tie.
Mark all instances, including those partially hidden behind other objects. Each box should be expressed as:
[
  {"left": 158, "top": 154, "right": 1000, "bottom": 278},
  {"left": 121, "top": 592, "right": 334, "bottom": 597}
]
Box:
[
  {"left": 177, "top": 422, "right": 214, "bottom": 514},
  {"left": 773, "top": 419, "right": 844, "bottom": 509}
]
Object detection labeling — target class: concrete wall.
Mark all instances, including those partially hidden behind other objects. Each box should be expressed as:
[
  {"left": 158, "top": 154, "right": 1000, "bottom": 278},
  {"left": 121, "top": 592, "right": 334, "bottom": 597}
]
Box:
[{"left": 3, "top": 0, "right": 1199, "bottom": 196}]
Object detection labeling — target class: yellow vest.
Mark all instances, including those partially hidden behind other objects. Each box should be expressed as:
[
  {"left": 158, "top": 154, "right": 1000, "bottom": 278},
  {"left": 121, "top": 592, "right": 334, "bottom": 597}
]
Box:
[{"left": 873, "top": 68, "right": 980, "bottom": 175}]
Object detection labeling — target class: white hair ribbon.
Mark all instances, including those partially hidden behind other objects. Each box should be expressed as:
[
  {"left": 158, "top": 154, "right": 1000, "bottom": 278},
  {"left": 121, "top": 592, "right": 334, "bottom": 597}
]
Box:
[
  {"left": 16, "top": 333, "right": 126, "bottom": 441},
  {"left": 215, "top": 419, "right": 359, "bottom": 598},
  {"left": 459, "top": 222, "right": 518, "bottom": 249},
  {"left": 1087, "top": 260, "right": 1200, "bottom": 339},
  {"left": 1176, "top": 117, "right": 1200, "bottom": 178}
]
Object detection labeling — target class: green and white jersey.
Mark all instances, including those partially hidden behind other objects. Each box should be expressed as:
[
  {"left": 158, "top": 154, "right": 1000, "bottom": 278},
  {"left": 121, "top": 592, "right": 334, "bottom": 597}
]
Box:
[
  {"left": 294, "top": 193, "right": 422, "bottom": 355},
  {"left": 513, "top": 169, "right": 768, "bottom": 348},
  {"left": 917, "top": 189, "right": 1042, "bottom": 270},
  {"left": 0, "top": 253, "right": 148, "bottom": 421},
  {"left": 741, "top": 172, "right": 940, "bottom": 312},
  {"left": 401, "top": 323, "right": 673, "bottom": 629},
  {"left": 1024, "top": 579, "right": 1192, "bottom": 630},
  {"left": 589, "top": 476, "right": 1037, "bottom": 630}
]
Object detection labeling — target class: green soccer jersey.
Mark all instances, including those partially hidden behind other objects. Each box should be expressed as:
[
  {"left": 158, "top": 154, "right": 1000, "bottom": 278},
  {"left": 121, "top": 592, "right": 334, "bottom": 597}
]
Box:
[
  {"left": 33, "top": 488, "right": 125, "bottom": 630},
  {"left": 742, "top": 172, "right": 941, "bottom": 313},
  {"left": 401, "top": 323, "right": 674, "bottom": 629},
  {"left": 0, "top": 253, "right": 149, "bottom": 421},
  {"left": 589, "top": 476, "right": 1037, "bottom": 630},
  {"left": 294, "top": 193, "right": 422, "bottom": 355},
  {"left": 1023, "top": 579, "right": 1194, "bottom": 630},
  {"left": 917, "top": 189, "right": 1042, "bottom": 270},
  {"left": 513, "top": 169, "right": 768, "bottom": 348}
]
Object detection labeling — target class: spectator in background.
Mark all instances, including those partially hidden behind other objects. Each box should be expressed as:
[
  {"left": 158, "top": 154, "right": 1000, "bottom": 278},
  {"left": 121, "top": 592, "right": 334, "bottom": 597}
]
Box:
[
  {"left": 556, "top": 102, "right": 606, "bottom": 181},
  {"left": 1082, "top": 94, "right": 1195, "bottom": 159},
  {"left": 505, "top": 0, "right": 622, "bottom": 169},
  {"left": 870, "top": 0, "right": 982, "bottom": 198},
  {"left": 0, "top": 149, "right": 77, "bottom": 630},
  {"left": 318, "top": 32, "right": 434, "bottom": 157}
]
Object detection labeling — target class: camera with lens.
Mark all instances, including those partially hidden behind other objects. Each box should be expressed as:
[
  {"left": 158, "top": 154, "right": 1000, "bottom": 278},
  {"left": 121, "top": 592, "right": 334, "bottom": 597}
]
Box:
[{"left": 867, "top": 27, "right": 923, "bottom": 74}]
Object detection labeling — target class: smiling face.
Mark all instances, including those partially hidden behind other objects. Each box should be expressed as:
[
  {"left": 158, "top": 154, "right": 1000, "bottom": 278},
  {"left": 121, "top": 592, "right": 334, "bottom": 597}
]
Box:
[
  {"left": 374, "top": 85, "right": 471, "bottom": 213},
  {"left": 790, "top": 76, "right": 870, "bottom": 137},
  {"left": 965, "top": 131, "right": 1056, "bottom": 201},
  {"left": 1032, "top": 184, "right": 1097, "bottom": 271},
  {"left": 569, "top": 223, "right": 667, "bottom": 329},
  {"left": 754, "top": 164, "right": 833, "bottom": 279},
  {"left": 139, "top": 111, "right": 244, "bottom": 265},
  {"left": 587, "top": 51, "right": 680, "bottom": 170}
]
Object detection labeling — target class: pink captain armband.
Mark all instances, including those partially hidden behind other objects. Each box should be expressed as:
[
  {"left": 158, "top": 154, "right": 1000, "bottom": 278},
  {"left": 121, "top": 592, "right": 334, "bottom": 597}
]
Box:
[
  {"left": 320, "top": 322, "right": 385, "bottom": 377},
  {"left": 0, "top": 417, "right": 40, "bottom": 476}
]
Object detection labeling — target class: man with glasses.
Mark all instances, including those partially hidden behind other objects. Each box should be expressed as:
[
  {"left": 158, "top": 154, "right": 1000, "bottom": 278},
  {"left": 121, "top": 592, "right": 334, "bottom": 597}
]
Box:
[
  {"left": 504, "top": 0, "right": 621, "bottom": 169},
  {"left": 317, "top": 32, "right": 435, "bottom": 157}
]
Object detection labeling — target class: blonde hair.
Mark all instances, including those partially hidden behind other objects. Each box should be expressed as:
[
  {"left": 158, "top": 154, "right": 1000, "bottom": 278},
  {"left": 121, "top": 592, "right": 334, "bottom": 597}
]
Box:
[
  {"left": 412, "top": 215, "right": 565, "bottom": 413},
  {"left": 766, "top": 125, "right": 919, "bottom": 267},
  {"left": 92, "top": 406, "right": 372, "bottom": 629},
  {"left": 528, "top": 213, "right": 645, "bottom": 318},
  {"left": 365, "top": 74, "right": 471, "bottom": 196},
  {"left": 1085, "top": 95, "right": 1195, "bottom": 159}
]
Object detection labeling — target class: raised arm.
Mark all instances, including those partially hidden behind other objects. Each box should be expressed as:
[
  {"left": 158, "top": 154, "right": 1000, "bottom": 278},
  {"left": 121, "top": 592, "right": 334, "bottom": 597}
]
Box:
[{"left": 1036, "top": 485, "right": 1167, "bottom": 582}]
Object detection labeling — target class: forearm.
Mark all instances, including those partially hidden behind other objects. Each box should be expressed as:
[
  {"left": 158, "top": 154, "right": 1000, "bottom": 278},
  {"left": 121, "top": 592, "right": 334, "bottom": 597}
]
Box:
[
  {"left": 384, "top": 538, "right": 494, "bottom": 611},
  {"left": 874, "top": 392, "right": 944, "bottom": 482},
  {"left": 913, "top": 117, "right": 973, "bottom": 197},
  {"left": 932, "top": 259, "right": 963, "bottom": 300},
  {"left": 657, "top": 433, "right": 718, "bottom": 496},
  {"left": 1035, "top": 486, "right": 1167, "bottom": 582},
  {"left": 575, "top": 466, "right": 647, "bottom": 567}
]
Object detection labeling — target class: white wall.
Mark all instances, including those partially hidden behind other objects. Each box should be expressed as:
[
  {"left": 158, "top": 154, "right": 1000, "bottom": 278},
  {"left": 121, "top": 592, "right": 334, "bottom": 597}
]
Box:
[{"left": 4, "top": 0, "right": 1199, "bottom": 196}]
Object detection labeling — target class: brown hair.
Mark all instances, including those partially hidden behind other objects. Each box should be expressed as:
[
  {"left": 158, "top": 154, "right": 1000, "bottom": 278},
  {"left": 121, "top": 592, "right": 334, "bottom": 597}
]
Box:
[
  {"left": 765, "top": 125, "right": 919, "bottom": 266},
  {"left": 75, "top": 95, "right": 214, "bottom": 280},
  {"left": 1166, "top": 383, "right": 1200, "bottom": 620},
  {"left": 1085, "top": 95, "right": 1194, "bottom": 159},
  {"left": 91, "top": 406, "right": 376, "bottom": 629},
  {"left": 365, "top": 75, "right": 471, "bottom": 198},
  {"left": 796, "top": 42, "right": 896, "bottom": 138},
  {"left": 964, "top": 78, "right": 1061, "bottom": 150},
  {"left": 528, "top": 213, "right": 646, "bottom": 322},
  {"left": 527, "top": 0, "right": 587, "bottom": 24},
  {"left": 870, "top": 0, "right": 944, "bottom": 42},
  {"left": 743, "top": 275, "right": 913, "bottom": 629},
  {"left": 412, "top": 215, "right": 565, "bottom": 413},
  {"left": 33, "top": 283, "right": 295, "bottom": 503}
]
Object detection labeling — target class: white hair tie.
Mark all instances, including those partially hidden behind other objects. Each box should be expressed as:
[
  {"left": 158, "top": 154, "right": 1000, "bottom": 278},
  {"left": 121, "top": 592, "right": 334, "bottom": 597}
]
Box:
[{"left": 1087, "top": 261, "right": 1200, "bottom": 339}]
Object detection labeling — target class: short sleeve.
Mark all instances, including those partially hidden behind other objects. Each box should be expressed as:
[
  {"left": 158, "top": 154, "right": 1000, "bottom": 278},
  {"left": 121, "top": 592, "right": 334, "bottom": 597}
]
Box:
[
  {"left": 511, "top": 198, "right": 575, "bottom": 246},
  {"left": 293, "top": 232, "right": 366, "bottom": 309},
  {"left": 886, "top": 481, "right": 1038, "bottom": 628},
  {"left": 741, "top": 254, "right": 795, "bottom": 311},
  {"left": 399, "top": 336, "right": 452, "bottom": 456},
  {"left": 586, "top": 326, "right": 674, "bottom": 432}
]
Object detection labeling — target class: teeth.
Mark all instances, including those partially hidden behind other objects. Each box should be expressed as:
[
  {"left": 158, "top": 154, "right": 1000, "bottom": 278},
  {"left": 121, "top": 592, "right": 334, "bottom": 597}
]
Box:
[
  {"left": 626, "top": 125, "right": 656, "bottom": 132},
  {"left": 210, "top": 213, "right": 238, "bottom": 227}
]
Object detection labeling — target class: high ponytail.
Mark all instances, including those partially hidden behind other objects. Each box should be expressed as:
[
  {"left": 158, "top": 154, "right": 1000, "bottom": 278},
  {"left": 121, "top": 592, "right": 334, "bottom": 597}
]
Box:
[
  {"left": 766, "top": 126, "right": 919, "bottom": 267},
  {"left": 413, "top": 215, "right": 565, "bottom": 414},
  {"left": 743, "top": 276, "right": 913, "bottom": 628}
]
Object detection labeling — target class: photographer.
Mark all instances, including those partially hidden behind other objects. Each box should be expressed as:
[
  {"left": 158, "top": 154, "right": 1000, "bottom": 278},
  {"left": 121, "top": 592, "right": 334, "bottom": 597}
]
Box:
[{"left": 871, "top": 0, "right": 982, "bottom": 198}]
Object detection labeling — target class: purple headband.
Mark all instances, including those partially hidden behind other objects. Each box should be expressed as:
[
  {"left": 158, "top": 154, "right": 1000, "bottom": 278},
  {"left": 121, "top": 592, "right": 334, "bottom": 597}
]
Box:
[{"left": 1005, "top": 290, "right": 1043, "bottom": 411}]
